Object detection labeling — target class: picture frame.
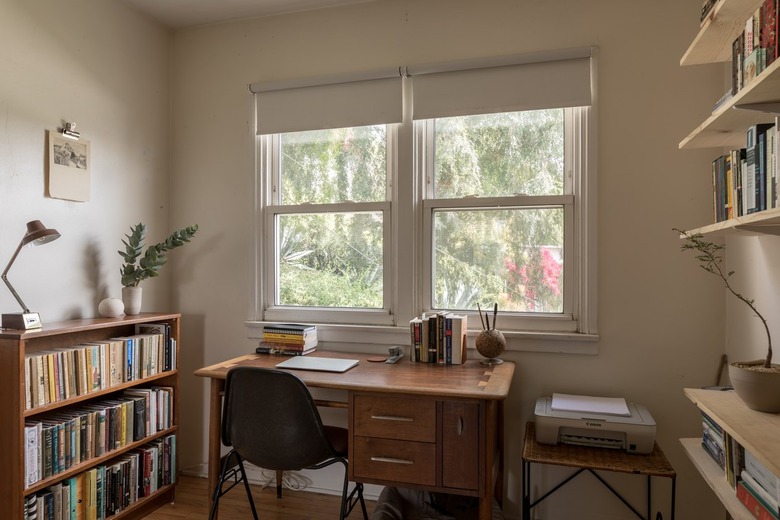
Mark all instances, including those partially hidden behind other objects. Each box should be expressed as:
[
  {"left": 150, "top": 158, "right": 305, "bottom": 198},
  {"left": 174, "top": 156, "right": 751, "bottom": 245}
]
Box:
[{"left": 47, "top": 129, "right": 90, "bottom": 202}]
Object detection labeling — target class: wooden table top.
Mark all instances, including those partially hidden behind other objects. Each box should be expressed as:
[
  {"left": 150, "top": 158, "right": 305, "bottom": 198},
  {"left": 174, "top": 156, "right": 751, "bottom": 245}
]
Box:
[{"left": 195, "top": 351, "right": 514, "bottom": 400}]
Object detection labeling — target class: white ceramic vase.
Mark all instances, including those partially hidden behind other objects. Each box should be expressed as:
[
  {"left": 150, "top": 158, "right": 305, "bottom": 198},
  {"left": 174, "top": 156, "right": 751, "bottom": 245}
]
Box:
[
  {"left": 122, "top": 286, "right": 143, "bottom": 316},
  {"left": 98, "top": 298, "right": 125, "bottom": 318}
]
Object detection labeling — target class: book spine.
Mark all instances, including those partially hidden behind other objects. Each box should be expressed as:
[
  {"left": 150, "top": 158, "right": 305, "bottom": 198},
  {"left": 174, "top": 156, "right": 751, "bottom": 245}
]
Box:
[{"left": 737, "top": 481, "right": 779, "bottom": 520}]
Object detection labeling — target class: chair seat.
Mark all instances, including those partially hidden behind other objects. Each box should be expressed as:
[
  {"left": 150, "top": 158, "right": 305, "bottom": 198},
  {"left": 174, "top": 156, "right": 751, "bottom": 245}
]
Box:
[{"left": 324, "top": 425, "right": 349, "bottom": 456}]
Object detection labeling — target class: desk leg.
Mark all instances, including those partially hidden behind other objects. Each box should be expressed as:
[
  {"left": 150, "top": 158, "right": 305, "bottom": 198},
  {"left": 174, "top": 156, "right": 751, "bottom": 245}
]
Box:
[
  {"left": 479, "top": 400, "right": 500, "bottom": 520},
  {"left": 208, "top": 378, "right": 224, "bottom": 517}
]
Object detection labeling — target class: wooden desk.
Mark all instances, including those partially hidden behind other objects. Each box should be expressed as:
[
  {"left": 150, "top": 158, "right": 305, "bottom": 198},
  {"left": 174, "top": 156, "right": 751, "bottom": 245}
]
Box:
[
  {"left": 522, "top": 422, "right": 676, "bottom": 520},
  {"left": 195, "top": 352, "right": 514, "bottom": 520}
]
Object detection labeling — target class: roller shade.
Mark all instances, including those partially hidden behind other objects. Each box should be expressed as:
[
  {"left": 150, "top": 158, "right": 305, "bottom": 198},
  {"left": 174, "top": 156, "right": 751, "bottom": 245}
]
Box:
[
  {"left": 252, "top": 70, "right": 403, "bottom": 135},
  {"left": 409, "top": 48, "right": 594, "bottom": 120}
]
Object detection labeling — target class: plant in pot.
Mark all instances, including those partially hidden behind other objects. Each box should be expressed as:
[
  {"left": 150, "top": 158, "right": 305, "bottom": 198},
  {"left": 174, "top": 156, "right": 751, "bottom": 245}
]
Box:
[
  {"left": 677, "top": 229, "right": 780, "bottom": 412},
  {"left": 119, "top": 223, "right": 199, "bottom": 315}
]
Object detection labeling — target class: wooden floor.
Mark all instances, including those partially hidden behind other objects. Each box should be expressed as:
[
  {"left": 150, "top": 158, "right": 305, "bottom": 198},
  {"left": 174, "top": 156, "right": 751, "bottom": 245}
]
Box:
[{"left": 143, "top": 475, "right": 376, "bottom": 520}]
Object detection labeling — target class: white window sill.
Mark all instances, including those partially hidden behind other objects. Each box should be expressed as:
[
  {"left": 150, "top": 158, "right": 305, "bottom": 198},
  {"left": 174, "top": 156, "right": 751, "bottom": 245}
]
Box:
[{"left": 246, "top": 321, "right": 599, "bottom": 355}]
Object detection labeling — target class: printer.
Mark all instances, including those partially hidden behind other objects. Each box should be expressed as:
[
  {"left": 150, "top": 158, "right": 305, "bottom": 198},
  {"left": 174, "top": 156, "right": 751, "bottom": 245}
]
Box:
[{"left": 534, "top": 395, "right": 656, "bottom": 454}]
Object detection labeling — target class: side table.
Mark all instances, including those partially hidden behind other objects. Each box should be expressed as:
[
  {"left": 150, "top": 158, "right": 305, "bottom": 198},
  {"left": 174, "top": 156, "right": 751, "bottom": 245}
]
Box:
[{"left": 522, "top": 422, "right": 676, "bottom": 520}]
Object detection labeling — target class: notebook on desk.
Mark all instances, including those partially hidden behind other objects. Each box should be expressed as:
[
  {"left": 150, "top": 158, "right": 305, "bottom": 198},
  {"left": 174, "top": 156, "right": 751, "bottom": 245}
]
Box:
[{"left": 275, "top": 355, "right": 359, "bottom": 373}]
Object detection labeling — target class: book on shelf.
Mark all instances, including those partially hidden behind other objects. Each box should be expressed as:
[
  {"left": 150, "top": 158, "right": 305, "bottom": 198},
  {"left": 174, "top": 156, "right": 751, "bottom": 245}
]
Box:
[
  {"left": 745, "top": 449, "right": 780, "bottom": 504},
  {"left": 700, "top": 0, "right": 716, "bottom": 25},
  {"left": 24, "top": 434, "right": 177, "bottom": 519},
  {"left": 727, "top": 1, "right": 779, "bottom": 97},
  {"left": 738, "top": 480, "right": 780, "bottom": 520},
  {"left": 743, "top": 469, "right": 780, "bottom": 515}
]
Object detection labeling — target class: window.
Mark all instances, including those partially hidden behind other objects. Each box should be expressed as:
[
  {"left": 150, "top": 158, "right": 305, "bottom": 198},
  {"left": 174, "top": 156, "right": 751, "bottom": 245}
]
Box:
[
  {"left": 252, "top": 49, "right": 597, "bottom": 340},
  {"left": 421, "top": 108, "right": 588, "bottom": 333},
  {"left": 274, "top": 126, "right": 390, "bottom": 309}
]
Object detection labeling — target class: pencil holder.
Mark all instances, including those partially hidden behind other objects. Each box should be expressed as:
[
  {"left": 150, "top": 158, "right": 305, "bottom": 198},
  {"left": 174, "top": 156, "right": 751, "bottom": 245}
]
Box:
[{"left": 475, "top": 329, "right": 505, "bottom": 365}]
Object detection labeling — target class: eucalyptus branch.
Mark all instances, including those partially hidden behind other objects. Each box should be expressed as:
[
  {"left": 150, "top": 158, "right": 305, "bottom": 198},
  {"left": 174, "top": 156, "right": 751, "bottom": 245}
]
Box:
[
  {"left": 119, "top": 223, "right": 199, "bottom": 287},
  {"left": 676, "top": 229, "right": 772, "bottom": 368}
]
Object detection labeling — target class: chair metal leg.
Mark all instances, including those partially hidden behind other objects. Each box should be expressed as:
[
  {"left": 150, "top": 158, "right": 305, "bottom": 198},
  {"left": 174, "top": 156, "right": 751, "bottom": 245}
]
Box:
[
  {"left": 208, "top": 450, "right": 259, "bottom": 520},
  {"left": 337, "top": 459, "right": 367, "bottom": 519},
  {"left": 235, "top": 455, "right": 259, "bottom": 520}
]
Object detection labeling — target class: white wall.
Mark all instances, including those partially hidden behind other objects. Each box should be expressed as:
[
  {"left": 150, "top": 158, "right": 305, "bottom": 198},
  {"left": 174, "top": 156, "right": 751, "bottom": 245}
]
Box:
[
  {"left": 170, "top": 1, "right": 732, "bottom": 519},
  {"left": 0, "top": 0, "right": 173, "bottom": 319}
]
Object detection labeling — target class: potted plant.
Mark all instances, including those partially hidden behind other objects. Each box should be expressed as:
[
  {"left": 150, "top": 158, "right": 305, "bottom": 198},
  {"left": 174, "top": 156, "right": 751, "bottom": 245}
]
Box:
[
  {"left": 119, "top": 223, "right": 199, "bottom": 315},
  {"left": 677, "top": 229, "right": 780, "bottom": 412}
]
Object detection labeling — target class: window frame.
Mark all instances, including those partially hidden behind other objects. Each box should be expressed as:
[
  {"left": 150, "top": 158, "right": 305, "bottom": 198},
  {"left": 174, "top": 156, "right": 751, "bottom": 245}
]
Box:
[
  {"left": 249, "top": 51, "right": 598, "bottom": 347},
  {"left": 257, "top": 128, "right": 398, "bottom": 327},
  {"left": 418, "top": 107, "right": 588, "bottom": 334}
]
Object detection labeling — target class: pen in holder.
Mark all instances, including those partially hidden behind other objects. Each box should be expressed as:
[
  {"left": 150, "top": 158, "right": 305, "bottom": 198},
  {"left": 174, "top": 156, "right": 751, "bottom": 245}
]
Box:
[{"left": 475, "top": 303, "right": 505, "bottom": 365}]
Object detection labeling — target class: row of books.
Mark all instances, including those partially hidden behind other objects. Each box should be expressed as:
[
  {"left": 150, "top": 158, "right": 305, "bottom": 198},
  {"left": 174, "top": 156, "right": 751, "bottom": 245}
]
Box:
[
  {"left": 24, "top": 387, "right": 174, "bottom": 488},
  {"left": 700, "top": 411, "right": 780, "bottom": 519},
  {"left": 24, "top": 324, "right": 176, "bottom": 410},
  {"left": 23, "top": 434, "right": 176, "bottom": 520},
  {"left": 257, "top": 323, "right": 317, "bottom": 356},
  {"left": 408, "top": 312, "right": 467, "bottom": 364},
  {"left": 730, "top": 0, "right": 778, "bottom": 97},
  {"left": 711, "top": 123, "right": 777, "bottom": 222}
]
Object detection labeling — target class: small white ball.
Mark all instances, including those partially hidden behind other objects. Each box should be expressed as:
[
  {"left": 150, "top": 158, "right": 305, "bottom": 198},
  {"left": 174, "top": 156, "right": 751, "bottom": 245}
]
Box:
[{"left": 98, "top": 298, "right": 125, "bottom": 318}]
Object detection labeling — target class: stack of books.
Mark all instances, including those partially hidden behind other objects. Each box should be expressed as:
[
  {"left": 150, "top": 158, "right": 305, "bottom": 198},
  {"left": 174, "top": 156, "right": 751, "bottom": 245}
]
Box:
[
  {"left": 408, "top": 312, "right": 467, "bottom": 364},
  {"left": 737, "top": 450, "right": 780, "bottom": 520},
  {"left": 256, "top": 323, "right": 317, "bottom": 356}
]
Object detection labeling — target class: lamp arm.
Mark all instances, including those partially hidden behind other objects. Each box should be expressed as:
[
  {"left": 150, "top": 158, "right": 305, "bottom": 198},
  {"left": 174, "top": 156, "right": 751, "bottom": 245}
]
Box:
[{"left": 1, "top": 241, "right": 31, "bottom": 313}]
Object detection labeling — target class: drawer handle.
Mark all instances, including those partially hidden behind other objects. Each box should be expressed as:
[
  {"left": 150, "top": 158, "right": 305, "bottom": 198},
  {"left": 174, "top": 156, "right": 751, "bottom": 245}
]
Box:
[
  {"left": 371, "top": 415, "right": 413, "bottom": 422},
  {"left": 370, "top": 456, "right": 414, "bottom": 465}
]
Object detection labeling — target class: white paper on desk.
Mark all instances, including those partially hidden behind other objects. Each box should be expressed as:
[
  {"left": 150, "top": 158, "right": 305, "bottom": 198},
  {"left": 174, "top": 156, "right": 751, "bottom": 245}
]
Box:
[{"left": 551, "top": 393, "right": 631, "bottom": 416}]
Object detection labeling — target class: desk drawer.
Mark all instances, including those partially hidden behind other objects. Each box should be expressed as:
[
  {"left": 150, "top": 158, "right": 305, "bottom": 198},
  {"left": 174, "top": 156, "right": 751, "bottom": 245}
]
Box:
[
  {"left": 352, "top": 436, "right": 436, "bottom": 486},
  {"left": 353, "top": 395, "right": 435, "bottom": 442}
]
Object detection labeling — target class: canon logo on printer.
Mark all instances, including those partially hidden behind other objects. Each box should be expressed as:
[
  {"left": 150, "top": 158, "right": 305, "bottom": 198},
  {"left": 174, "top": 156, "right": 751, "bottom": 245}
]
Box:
[{"left": 586, "top": 421, "right": 602, "bottom": 427}]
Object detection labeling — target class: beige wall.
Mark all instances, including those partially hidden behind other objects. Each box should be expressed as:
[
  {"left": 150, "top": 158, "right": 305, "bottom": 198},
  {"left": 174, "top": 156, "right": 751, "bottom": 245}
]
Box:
[
  {"left": 0, "top": 1, "right": 172, "bottom": 322},
  {"left": 170, "top": 1, "right": 732, "bottom": 518}
]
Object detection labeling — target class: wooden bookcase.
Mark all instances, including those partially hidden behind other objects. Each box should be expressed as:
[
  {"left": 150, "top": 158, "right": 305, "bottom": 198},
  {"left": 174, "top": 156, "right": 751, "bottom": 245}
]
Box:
[
  {"left": 680, "top": 0, "right": 780, "bottom": 237},
  {"left": 0, "top": 312, "right": 180, "bottom": 519},
  {"left": 682, "top": 388, "right": 780, "bottom": 520}
]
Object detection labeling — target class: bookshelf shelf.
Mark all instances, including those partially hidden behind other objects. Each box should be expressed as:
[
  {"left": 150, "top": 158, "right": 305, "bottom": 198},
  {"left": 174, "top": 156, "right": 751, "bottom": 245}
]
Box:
[
  {"left": 682, "top": 0, "right": 767, "bottom": 65},
  {"left": 683, "top": 206, "right": 780, "bottom": 236},
  {"left": 680, "top": 438, "right": 753, "bottom": 520},
  {"left": 679, "top": 58, "right": 780, "bottom": 150},
  {"left": 0, "top": 312, "right": 181, "bottom": 519},
  {"left": 683, "top": 388, "right": 780, "bottom": 518}
]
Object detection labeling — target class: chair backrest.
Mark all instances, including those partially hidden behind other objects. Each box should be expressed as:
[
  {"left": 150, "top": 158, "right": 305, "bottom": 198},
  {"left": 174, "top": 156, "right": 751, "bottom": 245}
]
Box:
[{"left": 221, "top": 366, "right": 339, "bottom": 471}]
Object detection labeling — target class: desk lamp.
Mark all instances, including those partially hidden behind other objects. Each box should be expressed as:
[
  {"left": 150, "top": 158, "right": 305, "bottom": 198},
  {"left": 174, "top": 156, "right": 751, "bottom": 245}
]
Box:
[{"left": 1, "top": 220, "right": 60, "bottom": 329}]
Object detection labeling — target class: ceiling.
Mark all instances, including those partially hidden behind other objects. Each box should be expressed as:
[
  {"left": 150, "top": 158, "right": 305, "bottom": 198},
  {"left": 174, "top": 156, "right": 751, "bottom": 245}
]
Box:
[{"left": 122, "top": 0, "right": 377, "bottom": 28}]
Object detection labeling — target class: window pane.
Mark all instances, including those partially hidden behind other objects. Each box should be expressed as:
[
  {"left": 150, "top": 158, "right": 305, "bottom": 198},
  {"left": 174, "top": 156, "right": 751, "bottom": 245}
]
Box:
[
  {"left": 433, "top": 110, "right": 564, "bottom": 198},
  {"left": 280, "top": 125, "right": 386, "bottom": 205},
  {"left": 433, "top": 207, "right": 563, "bottom": 313},
  {"left": 277, "top": 212, "right": 383, "bottom": 308}
]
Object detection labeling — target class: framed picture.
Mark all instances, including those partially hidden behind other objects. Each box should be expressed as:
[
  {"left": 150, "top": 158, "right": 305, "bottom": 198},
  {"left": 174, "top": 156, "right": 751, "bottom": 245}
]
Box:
[{"left": 48, "top": 130, "right": 90, "bottom": 202}]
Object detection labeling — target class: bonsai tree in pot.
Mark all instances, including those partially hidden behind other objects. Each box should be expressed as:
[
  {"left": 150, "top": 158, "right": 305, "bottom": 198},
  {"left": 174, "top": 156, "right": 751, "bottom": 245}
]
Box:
[
  {"left": 119, "top": 223, "right": 199, "bottom": 314},
  {"left": 676, "top": 229, "right": 780, "bottom": 412}
]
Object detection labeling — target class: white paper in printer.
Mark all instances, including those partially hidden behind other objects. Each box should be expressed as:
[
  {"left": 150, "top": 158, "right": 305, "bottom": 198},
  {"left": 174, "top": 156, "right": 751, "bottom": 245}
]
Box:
[{"left": 551, "top": 393, "right": 631, "bottom": 416}]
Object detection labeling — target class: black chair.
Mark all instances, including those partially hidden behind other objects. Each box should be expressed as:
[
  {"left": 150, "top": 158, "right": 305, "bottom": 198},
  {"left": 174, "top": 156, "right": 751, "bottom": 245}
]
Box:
[{"left": 208, "top": 366, "right": 368, "bottom": 520}]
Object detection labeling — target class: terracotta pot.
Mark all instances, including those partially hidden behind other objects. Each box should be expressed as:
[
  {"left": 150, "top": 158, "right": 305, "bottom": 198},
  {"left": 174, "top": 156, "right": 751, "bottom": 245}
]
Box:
[{"left": 728, "top": 361, "right": 780, "bottom": 413}]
